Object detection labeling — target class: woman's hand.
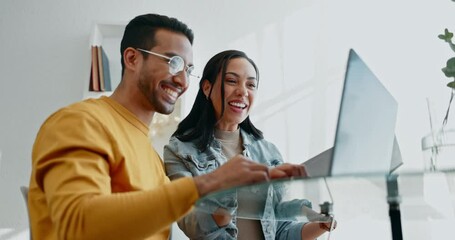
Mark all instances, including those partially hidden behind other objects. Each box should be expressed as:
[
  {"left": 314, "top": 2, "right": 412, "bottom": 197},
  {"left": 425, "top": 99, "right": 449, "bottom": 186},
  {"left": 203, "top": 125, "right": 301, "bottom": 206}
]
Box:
[
  {"left": 211, "top": 208, "right": 232, "bottom": 227},
  {"left": 301, "top": 219, "right": 337, "bottom": 240},
  {"left": 319, "top": 220, "right": 337, "bottom": 231}
]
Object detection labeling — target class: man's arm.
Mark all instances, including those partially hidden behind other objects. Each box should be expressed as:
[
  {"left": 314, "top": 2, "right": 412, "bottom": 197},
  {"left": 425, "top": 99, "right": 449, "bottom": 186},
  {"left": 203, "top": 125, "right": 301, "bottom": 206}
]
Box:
[{"left": 32, "top": 110, "right": 199, "bottom": 240}]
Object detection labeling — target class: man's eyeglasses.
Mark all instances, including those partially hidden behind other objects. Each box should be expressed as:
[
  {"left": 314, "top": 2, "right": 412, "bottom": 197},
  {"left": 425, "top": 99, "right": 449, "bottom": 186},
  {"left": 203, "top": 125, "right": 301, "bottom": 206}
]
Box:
[{"left": 137, "top": 48, "right": 197, "bottom": 78}]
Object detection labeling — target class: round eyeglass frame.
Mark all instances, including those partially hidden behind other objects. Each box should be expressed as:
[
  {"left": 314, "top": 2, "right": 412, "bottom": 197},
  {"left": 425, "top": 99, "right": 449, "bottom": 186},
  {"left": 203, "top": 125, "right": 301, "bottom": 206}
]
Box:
[{"left": 136, "top": 48, "right": 196, "bottom": 77}]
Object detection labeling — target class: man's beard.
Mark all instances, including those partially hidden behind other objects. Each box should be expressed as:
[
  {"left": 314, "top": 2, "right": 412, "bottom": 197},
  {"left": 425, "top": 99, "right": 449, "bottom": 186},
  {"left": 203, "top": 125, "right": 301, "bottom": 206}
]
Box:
[{"left": 137, "top": 79, "right": 175, "bottom": 115}]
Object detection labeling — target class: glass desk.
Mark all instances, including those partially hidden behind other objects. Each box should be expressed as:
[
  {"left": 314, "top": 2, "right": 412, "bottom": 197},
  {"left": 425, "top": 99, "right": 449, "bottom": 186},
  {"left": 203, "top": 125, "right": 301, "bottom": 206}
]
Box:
[{"left": 194, "top": 170, "right": 455, "bottom": 240}]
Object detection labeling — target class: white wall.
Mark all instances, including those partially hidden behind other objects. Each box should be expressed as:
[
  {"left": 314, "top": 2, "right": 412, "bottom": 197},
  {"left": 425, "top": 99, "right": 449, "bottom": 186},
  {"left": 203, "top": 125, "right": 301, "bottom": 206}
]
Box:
[{"left": 1, "top": 0, "right": 455, "bottom": 239}]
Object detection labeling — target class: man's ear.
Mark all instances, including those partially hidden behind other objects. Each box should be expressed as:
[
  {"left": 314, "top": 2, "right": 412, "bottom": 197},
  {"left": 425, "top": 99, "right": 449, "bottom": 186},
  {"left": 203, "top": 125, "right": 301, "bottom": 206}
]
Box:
[
  {"left": 123, "top": 47, "right": 140, "bottom": 72},
  {"left": 202, "top": 80, "right": 212, "bottom": 99}
]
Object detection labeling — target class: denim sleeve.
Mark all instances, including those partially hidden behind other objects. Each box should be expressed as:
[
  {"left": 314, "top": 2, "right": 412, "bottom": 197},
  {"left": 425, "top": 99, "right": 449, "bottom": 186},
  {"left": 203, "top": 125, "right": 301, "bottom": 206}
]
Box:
[
  {"left": 163, "top": 142, "right": 193, "bottom": 180},
  {"left": 274, "top": 196, "right": 313, "bottom": 240},
  {"left": 266, "top": 142, "right": 311, "bottom": 240},
  {"left": 164, "top": 139, "right": 237, "bottom": 239},
  {"left": 177, "top": 208, "right": 224, "bottom": 240},
  {"left": 164, "top": 141, "right": 217, "bottom": 238},
  {"left": 276, "top": 221, "right": 306, "bottom": 240},
  {"left": 275, "top": 199, "right": 313, "bottom": 219},
  {"left": 179, "top": 193, "right": 238, "bottom": 240}
]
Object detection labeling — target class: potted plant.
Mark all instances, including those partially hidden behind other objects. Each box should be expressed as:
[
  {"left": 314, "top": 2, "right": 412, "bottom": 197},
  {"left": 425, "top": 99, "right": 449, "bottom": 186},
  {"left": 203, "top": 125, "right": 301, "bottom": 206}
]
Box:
[
  {"left": 422, "top": 29, "right": 455, "bottom": 170},
  {"left": 438, "top": 28, "right": 455, "bottom": 127}
]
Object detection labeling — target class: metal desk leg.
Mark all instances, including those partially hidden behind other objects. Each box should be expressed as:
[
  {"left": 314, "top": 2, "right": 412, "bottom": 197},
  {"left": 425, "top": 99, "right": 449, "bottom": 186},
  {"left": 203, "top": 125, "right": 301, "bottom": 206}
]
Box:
[{"left": 387, "top": 175, "right": 403, "bottom": 240}]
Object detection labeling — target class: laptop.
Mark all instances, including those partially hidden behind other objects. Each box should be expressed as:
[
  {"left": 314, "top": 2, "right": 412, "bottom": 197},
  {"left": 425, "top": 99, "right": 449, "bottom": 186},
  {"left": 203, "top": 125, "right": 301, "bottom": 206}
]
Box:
[{"left": 302, "top": 49, "right": 402, "bottom": 177}]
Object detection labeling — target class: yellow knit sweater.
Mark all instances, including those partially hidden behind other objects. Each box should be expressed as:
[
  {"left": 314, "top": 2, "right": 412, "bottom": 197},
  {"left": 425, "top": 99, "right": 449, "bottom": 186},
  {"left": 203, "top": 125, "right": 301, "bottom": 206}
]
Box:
[{"left": 29, "top": 96, "right": 198, "bottom": 240}]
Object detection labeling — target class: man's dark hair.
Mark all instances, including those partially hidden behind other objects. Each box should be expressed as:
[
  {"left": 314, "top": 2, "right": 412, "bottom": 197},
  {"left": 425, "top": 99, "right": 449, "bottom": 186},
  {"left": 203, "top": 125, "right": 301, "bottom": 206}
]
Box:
[
  {"left": 120, "top": 13, "right": 194, "bottom": 75},
  {"left": 173, "top": 50, "right": 263, "bottom": 151}
]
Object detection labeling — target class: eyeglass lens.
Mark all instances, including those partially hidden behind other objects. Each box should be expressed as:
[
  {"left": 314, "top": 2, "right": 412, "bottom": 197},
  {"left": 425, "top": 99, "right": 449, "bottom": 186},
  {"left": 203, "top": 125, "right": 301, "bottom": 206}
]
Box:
[
  {"left": 136, "top": 48, "right": 195, "bottom": 77},
  {"left": 169, "top": 56, "right": 194, "bottom": 76}
]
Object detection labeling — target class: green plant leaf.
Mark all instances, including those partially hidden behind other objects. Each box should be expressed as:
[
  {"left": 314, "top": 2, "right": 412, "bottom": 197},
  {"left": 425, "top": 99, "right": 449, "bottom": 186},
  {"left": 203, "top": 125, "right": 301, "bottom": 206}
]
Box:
[
  {"left": 440, "top": 28, "right": 454, "bottom": 42},
  {"left": 445, "top": 28, "right": 454, "bottom": 39},
  {"left": 442, "top": 57, "right": 455, "bottom": 78},
  {"left": 448, "top": 81, "right": 455, "bottom": 89}
]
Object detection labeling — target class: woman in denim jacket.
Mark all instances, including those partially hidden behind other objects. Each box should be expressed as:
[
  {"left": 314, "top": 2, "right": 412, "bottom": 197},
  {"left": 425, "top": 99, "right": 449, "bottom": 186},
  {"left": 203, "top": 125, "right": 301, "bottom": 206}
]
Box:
[{"left": 164, "top": 50, "right": 332, "bottom": 240}]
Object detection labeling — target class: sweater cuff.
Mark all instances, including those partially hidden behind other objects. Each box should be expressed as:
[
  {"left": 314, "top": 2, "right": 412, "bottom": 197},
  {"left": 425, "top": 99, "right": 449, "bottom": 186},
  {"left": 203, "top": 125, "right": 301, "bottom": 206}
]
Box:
[{"left": 166, "top": 177, "right": 200, "bottom": 217}]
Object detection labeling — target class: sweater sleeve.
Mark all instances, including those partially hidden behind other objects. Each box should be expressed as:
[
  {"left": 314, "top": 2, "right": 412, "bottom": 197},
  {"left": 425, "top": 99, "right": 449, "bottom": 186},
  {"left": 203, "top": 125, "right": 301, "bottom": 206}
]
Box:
[{"left": 32, "top": 108, "right": 199, "bottom": 240}]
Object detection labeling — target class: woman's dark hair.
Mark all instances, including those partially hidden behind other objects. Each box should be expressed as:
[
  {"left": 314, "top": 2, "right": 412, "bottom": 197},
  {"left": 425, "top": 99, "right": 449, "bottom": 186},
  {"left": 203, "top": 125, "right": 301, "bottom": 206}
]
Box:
[
  {"left": 173, "top": 50, "right": 263, "bottom": 151},
  {"left": 120, "top": 13, "right": 194, "bottom": 76}
]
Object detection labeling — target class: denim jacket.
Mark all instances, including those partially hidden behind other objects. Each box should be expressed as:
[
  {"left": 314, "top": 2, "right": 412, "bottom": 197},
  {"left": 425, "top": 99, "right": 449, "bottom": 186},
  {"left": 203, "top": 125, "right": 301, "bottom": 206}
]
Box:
[{"left": 164, "top": 129, "right": 312, "bottom": 240}]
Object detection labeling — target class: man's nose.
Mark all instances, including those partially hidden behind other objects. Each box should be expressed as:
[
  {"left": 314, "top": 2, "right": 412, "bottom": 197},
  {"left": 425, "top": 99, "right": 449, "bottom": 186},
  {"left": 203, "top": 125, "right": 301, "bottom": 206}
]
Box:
[{"left": 172, "top": 71, "right": 189, "bottom": 89}]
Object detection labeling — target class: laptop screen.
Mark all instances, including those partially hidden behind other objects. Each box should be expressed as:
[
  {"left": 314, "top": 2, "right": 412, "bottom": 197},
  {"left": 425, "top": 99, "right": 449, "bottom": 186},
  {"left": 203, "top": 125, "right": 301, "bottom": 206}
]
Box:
[{"left": 330, "top": 49, "right": 398, "bottom": 176}]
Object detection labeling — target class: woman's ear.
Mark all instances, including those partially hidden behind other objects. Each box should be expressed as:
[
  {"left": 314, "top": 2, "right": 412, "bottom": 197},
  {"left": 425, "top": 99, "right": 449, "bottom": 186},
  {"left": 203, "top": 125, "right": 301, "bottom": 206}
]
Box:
[{"left": 202, "top": 80, "right": 212, "bottom": 99}]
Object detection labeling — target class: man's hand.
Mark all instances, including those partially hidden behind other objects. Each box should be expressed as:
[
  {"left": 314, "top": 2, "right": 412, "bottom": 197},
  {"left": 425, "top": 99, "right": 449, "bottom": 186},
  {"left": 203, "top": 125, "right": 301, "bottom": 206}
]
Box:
[
  {"left": 269, "top": 163, "right": 307, "bottom": 179},
  {"left": 194, "top": 155, "right": 270, "bottom": 197}
]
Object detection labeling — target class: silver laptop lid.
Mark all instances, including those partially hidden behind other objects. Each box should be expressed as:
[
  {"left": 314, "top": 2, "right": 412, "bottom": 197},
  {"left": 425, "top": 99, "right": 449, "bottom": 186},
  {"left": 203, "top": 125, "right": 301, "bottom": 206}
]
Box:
[{"left": 329, "top": 49, "right": 398, "bottom": 176}]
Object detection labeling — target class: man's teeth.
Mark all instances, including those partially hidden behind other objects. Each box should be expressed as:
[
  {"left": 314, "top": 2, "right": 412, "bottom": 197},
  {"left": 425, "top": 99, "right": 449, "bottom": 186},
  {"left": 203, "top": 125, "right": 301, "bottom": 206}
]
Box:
[
  {"left": 229, "top": 102, "right": 246, "bottom": 108},
  {"left": 164, "top": 88, "right": 178, "bottom": 98}
]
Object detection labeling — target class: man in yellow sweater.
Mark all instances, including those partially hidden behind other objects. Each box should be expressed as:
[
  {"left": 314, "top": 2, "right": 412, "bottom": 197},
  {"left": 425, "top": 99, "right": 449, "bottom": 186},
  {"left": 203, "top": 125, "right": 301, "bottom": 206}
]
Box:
[{"left": 28, "top": 13, "right": 305, "bottom": 240}]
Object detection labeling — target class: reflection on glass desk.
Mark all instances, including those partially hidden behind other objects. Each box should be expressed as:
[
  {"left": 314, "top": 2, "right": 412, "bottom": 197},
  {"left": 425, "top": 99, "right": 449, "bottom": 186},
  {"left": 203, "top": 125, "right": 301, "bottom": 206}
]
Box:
[{"left": 194, "top": 170, "right": 455, "bottom": 240}]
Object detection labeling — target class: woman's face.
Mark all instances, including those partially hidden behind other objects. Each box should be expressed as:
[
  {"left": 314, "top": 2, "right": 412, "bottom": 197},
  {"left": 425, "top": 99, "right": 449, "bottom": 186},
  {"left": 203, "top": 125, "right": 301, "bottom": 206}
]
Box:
[{"left": 204, "top": 57, "right": 258, "bottom": 131}]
